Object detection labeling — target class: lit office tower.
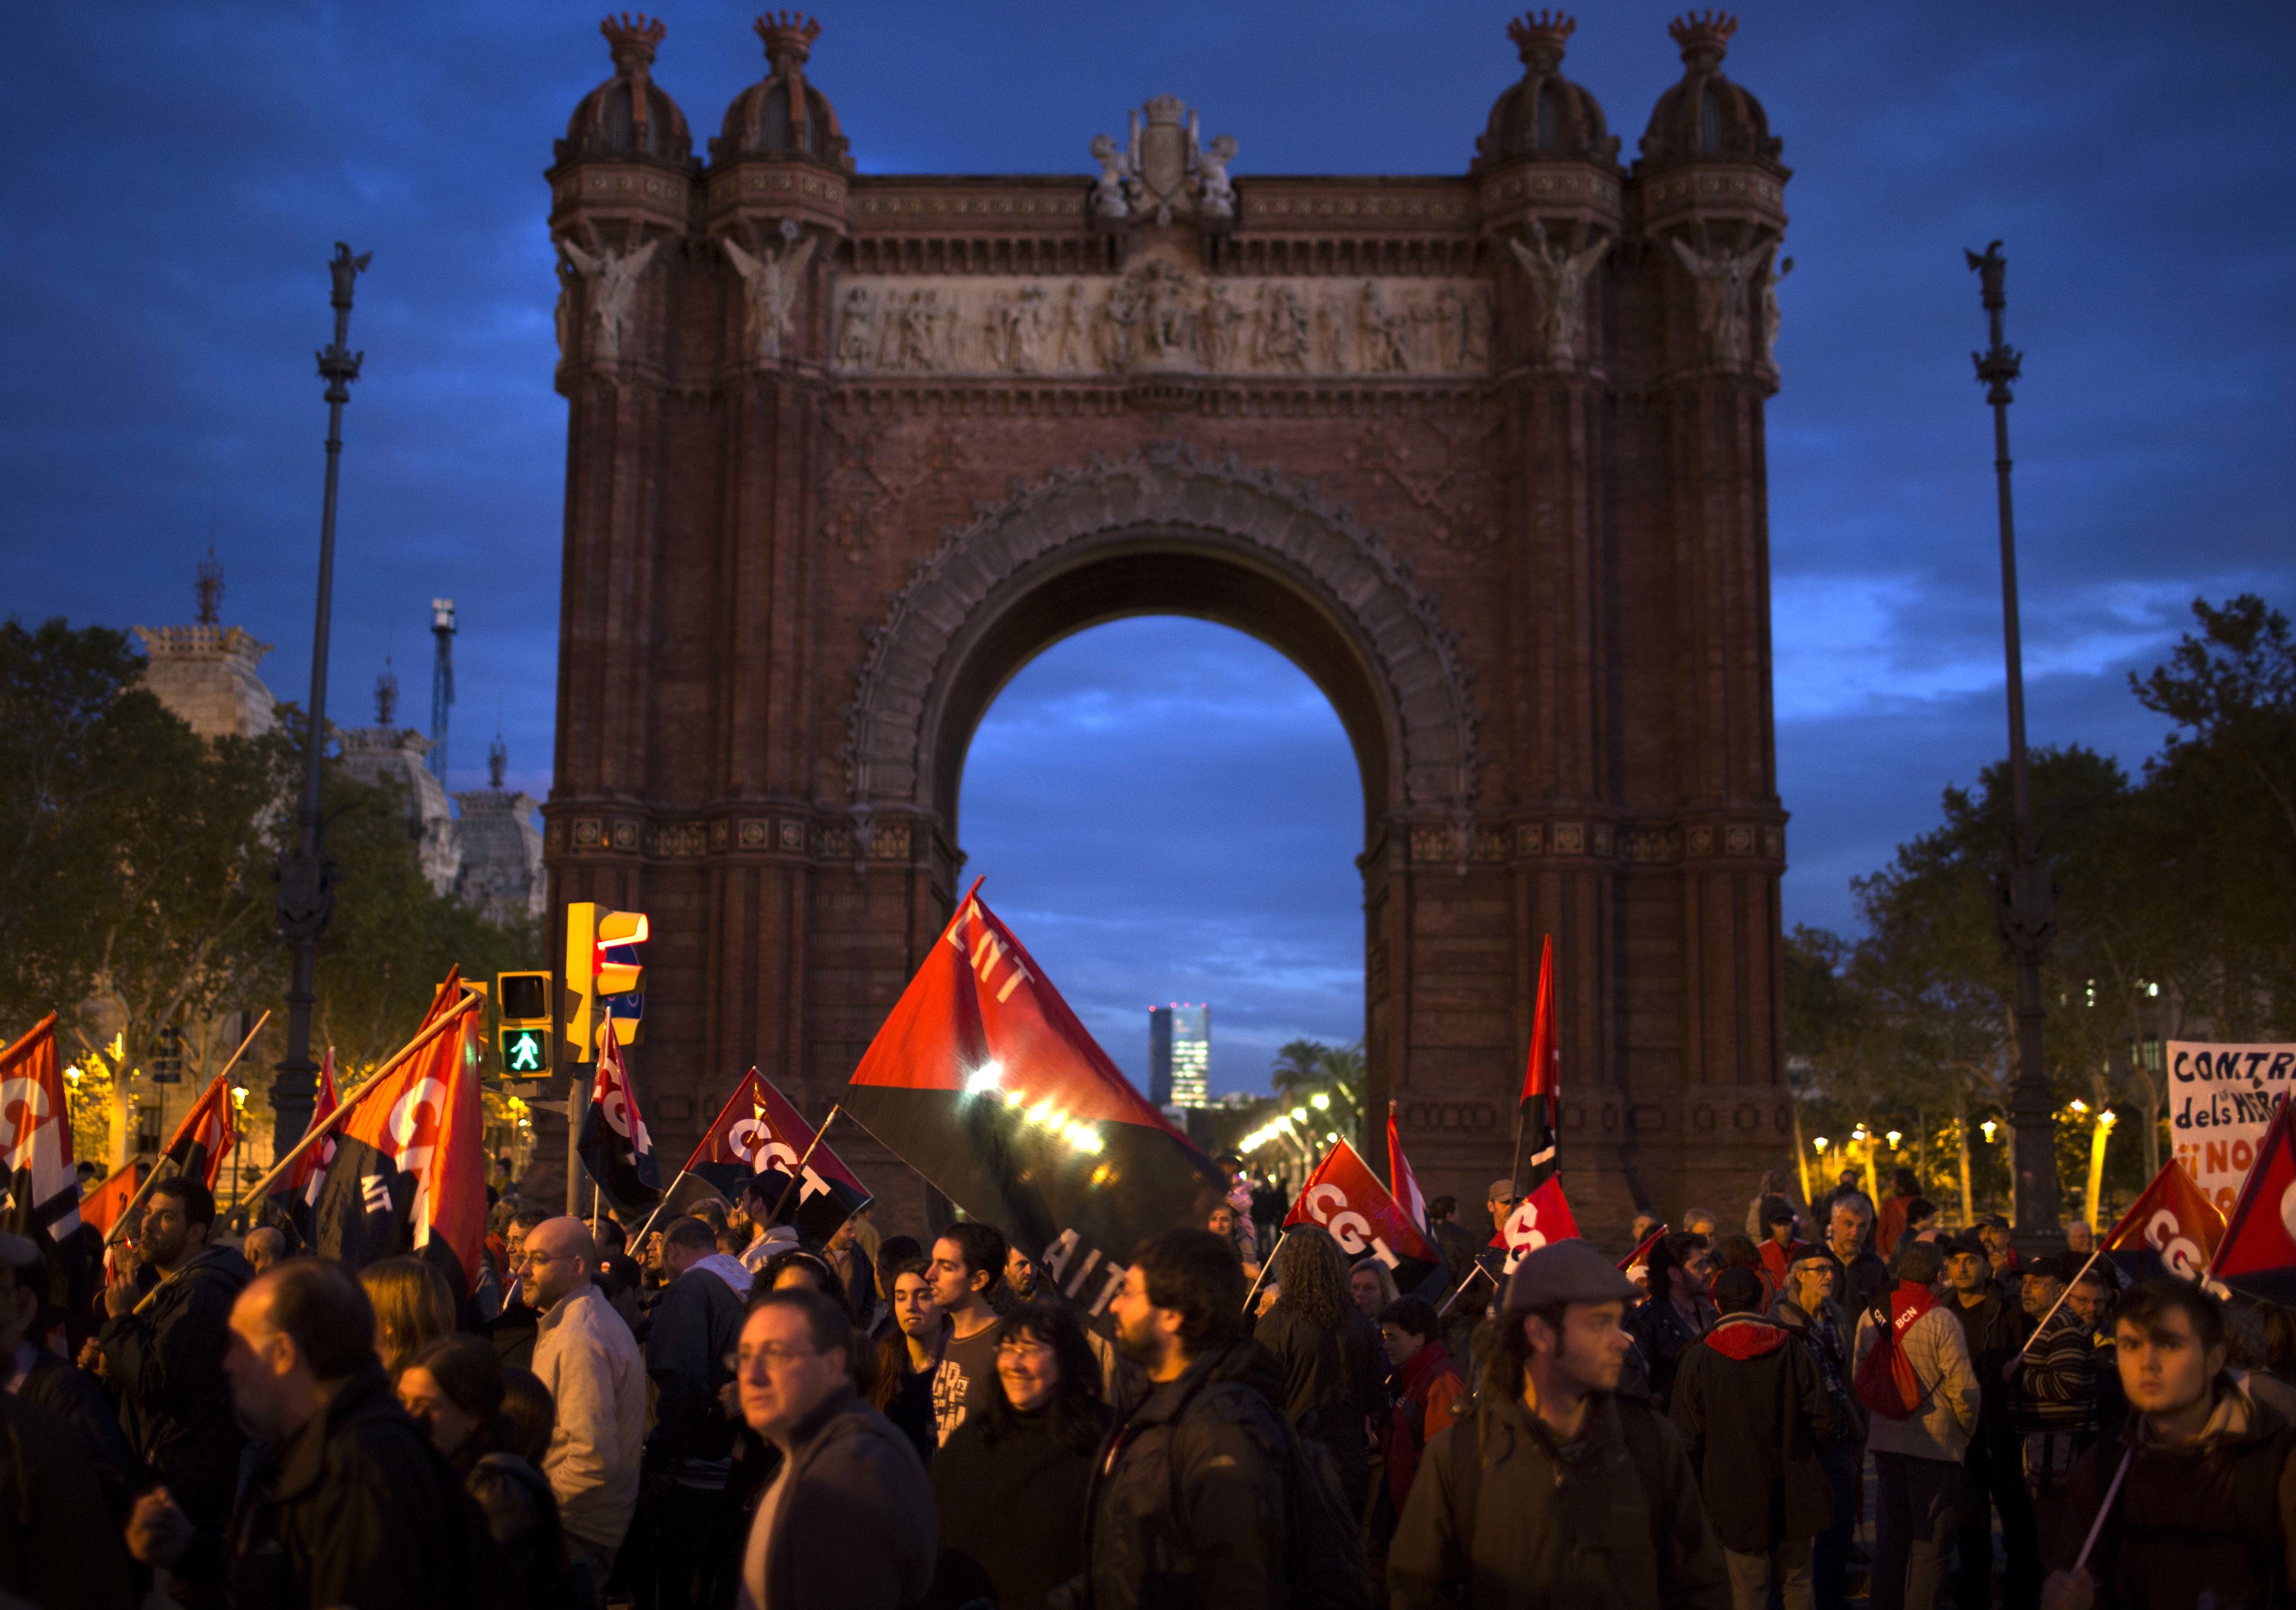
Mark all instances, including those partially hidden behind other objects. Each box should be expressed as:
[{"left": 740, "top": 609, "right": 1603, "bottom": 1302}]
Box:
[{"left": 1149, "top": 1004, "right": 1211, "bottom": 1109}]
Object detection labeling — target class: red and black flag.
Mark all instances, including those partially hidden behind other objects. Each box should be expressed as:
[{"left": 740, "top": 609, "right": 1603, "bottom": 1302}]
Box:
[
  {"left": 79, "top": 1162, "right": 142, "bottom": 1241},
  {"left": 268, "top": 1048, "right": 339, "bottom": 1243},
  {"left": 2099, "top": 1157, "right": 2225, "bottom": 1285},
  {"left": 1619, "top": 1221, "right": 1669, "bottom": 1274},
  {"left": 1, "top": 1015, "right": 96, "bottom": 1337},
  {"left": 1285, "top": 1137, "right": 1444, "bottom": 1295},
  {"left": 162, "top": 1072, "right": 237, "bottom": 1191},
  {"left": 310, "top": 981, "right": 487, "bottom": 1295},
  {"left": 842, "top": 880, "right": 1227, "bottom": 1320},
  {"left": 1387, "top": 1103, "right": 1430, "bottom": 1237},
  {"left": 661, "top": 1069, "right": 871, "bottom": 1247},
  {"left": 577, "top": 1020, "right": 662, "bottom": 1218},
  {"left": 2208, "top": 1096, "right": 2296, "bottom": 1305},
  {"left": 1514, "top": 932, "right": 1560, "bottom": 1202},
  {"left": 1490, "top": 1176, "right": 1582, "bottom": 1273}
]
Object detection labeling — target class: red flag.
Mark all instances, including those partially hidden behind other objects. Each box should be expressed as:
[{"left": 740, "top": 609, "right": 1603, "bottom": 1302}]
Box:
[
  {"left": 161, "top": 1073, "right": 236, "bottom": 1191},
  {"left": 676, "top": 1069, "right": 871, "bottom": 1245},
  {"left": 577, "top": 1020, "right": 662, "bottom": 1217},
  {"left": 1285, "top": 1137, "right": 1442, "bottom": 1288},
  {"left": 843, "top": 880, "right": 1226, "bottom": 1318},
  {"left": 1490, "top": 1174, "right": 1581, "bottom": 1272},
  {"left": 1, "top": 1015, "right": 81, "bottom": 1242},
  {"left": 1619, "top": 1221, "right": 1669, "bottom": 1273},
  {"left": 2098, "top": 1157, "right": 2225, "bottom": 1283},
  {"left": 1516, "top": 935, "right": 1560, "bottom": 1200},
  {"left": 79, "top": 1162, "right": 142, "bottom": 1239},
  {"left": 1386, "top": 1103, "right": 1428, "bottom": 1235},
  {"left": 277, "top": 1048, "right": 341, "bottom": 1206},
  {"left": 2208, "top": 1096, "right": 2296, "bottom": 1304},
  {"left": 310, "top": 986, "right": 486, "bottom": 1295}
]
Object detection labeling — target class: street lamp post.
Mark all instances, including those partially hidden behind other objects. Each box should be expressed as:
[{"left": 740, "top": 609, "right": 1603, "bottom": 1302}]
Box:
[
  {"left": 1966, "top": 240, "right": 2062, "bottom": 1253},
  {"left": 273, "top": 242, "right": 371, "bottom": 1158}
]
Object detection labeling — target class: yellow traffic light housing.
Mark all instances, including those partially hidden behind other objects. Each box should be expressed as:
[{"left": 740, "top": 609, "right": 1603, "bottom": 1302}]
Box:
[{"left": 563, "top": 903, "right": 647, "bottom": 1060}]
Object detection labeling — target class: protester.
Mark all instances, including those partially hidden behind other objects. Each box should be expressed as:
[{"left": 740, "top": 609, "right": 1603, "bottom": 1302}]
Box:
[
  {"left": 1853, "top": 1240, "right": 1980, "bottom": 1610},
  {"left": 1875, "top": 1170, "right": 1922, "bottom": 1263},
  {"left": 1756, "top": 1200, "right": 1816, "bottom": 1306},
  {"left": 1630, "top": 1230, "right": 1717, "bottom": 1405},
  {"left": 504, "top": 1366, "right": 557, "bottom": 1464},
  {"left": 868, "top": 1257, "right": 947, "bottom": 1463},
  {"left": 1630, "top": 1210, "right": 1661, "bottom": 1247},
  {"left": 1003, "top": 1242, "right": 1042, "bottom": 1302},
  {"left": 2062, "top": 1219, "right": 2094, "bottom": 1256},
  {"left": 1683, "top": 1205, "right": 1721, "bottom": 1240},
  {"left": 825, "top": 1215, "right": 878, "bottom": 1331},
  {"left": 926, "top": 1221, "right": 1010, "bottom": 1445},
  {"left": 2065, "top": 1264, "right": 2126, "bottom": 1449},
  {"left": 644, "top": 1216, "right": 750, "bottom": 1610},
  {"left": 96, "top": 1175, "right": 252, "bottom": 1535},
  {"left": 523, "top": 1215, "right": 647, "bottom": 1598},
  {"left": 1744, "top": 1170, "right": 1794, "bottom": 1239},
  {"left": 490, "top": 1205, "right": 554, "bottom": 1370},
  {"left": 1824, "top": 1172, "right": 1878, "bottom": 1243},
  {"left": 1257, "top": 1223, "right": 1389, "bottom": 1514},
  {"left": 1351, "top": 1256, "right": 1401, "bottom": 1321},
  {"left": 1425, "top": 1196, "right": 1481, "bottom": 1298},
  {"left": 2040, "top": 1280, "right": 2296, "bottom": 1609},
  {"left": 1390, "top": 1238, "right": 1728, "bottom": 1607},
  {"left": 244, "top": 1224, "right": 288, "bottom": 1274},
  {"left": 764, "top": 1249, "right": 846, "bottom": 1302},
  {"left": 871, "top": 1234, "right": 925, "bottom": 1329},
  {"left": 1819, "top": 1196, "right": 1890, "bottom": 1321},
  {"left": 400, "top": 1333, "right": 571, "bottom": 1610},
  {"left": 1940, "top": 1232, "right": 2037, "bottom": 1610},
  {"left": 1369, "top": 1296, "right": 1466, "bottom": 1596},
  {"left": 1082, "top": 1227, "right": 1295, "bottom": 1609},
  {"left": 1772, "top": 1245, "right": 1861, "bottom": 1610},
  {"left": 735, "top": 1177, "right": 803, "bottom": 1275},
  {"left": 732, "top": 1286, "right": 937, "bottom": 1610},
  {"left": 0, "top": 1229, "right": 139, "bottom": 1518},
  {"left": 1887, "top": 1198, "right": 1937, "bottom": 1263},
  {"left": 1671, "top": 1267, "right": 1834, "bottom": 1610},
  {"left": 125, "top": 1258, "right": 470, "bottom": 1610},
  {"left": 930, "top": 1301, "right": 1110, "bottom": 1610},
  {"left": 2007, "top": 1253, "right": 2093, "bottom": 1508},
  {"left": 847, "top": 1200, "right": 882, "bottom": 1268},
  {"left": 1977, "top": 1215, "right": 2021, "bottom": 1287},
  {"left": 361, "top": 1254, "right": 457, "bottom": 1377}
]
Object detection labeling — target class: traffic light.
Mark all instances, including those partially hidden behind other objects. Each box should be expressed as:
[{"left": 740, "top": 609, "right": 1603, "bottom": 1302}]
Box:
[
  {"left": 564, "top": 903, "right": 647, "bottom": 1061},
  {"left": 496, "top": 970, "right": 553, "bottom": 1079}
]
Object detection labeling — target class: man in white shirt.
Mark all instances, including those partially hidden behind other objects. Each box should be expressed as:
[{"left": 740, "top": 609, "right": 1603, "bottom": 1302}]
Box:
[{"left": 523, "top": 1216, "right": 646, "bottom": 1603}]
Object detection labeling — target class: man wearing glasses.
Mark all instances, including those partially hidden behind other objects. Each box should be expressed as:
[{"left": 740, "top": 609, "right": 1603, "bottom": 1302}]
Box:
[
  {"left": 730, "top": 1287, "right": 935, "bottom": 1610},
  {"left": 523, "top": 1216, "right": 645, "bottom": 1606},
  {"left": 1775, "top": 1247, "right": 1863, "bottom": 1609}
]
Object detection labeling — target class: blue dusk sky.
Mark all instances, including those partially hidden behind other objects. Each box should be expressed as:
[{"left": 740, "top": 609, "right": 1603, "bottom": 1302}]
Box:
[{"left": 3, "top": 3, "right": 2289, "bottom": 1097}]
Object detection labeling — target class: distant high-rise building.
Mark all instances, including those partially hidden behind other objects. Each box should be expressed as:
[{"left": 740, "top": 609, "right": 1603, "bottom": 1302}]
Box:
[{"left": 1149, "top": 1004, "right": 1210, "bottom": 1109}]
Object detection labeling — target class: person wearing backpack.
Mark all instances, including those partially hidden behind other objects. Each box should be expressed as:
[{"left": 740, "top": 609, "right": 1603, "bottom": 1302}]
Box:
[
  {"left": 1850, "top": 1240, "right": 1980, "bottom": 1610},
  {"left": 2041, "top": 1278, "right": 2296, "bottom": 1610},
  {"left": 1075, "top": 1226, "right": 1370, "bottom": 1610},
  {"left": 1388, "top": 1238, "right": 1729, "bottom": 1609}
]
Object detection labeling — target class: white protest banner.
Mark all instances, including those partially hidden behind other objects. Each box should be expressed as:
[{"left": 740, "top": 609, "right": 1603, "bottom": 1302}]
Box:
[{"left": 2168, "top": 1041, "right": 2296, "bottom": 1215}]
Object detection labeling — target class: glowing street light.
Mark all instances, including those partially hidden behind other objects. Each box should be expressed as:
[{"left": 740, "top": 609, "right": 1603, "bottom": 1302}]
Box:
[
  {"left": 1813, "top": 1136, "right": 1828, "bottom": 1154},
  {"left": 1311, "top": 1092, "right": 1331, "bottom": 1111},
  {"left": 1291, "top": 1107, "right": 1308, "bottom": 1123},
  {"left": 1981, "top": 1119, "right": 1998, "bottom": 1144},
  {"left": 1886, "top": 1130, "right": 1903, "bottom": 1150}
]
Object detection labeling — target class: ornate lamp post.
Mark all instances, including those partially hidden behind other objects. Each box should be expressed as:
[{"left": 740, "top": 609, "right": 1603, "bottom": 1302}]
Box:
[
  {"left": 1966, "top": 240, "right": 2062, "bottom": 1251},
  {"left": 273, "top": 243, "right": 371, "bottom": 1157}
]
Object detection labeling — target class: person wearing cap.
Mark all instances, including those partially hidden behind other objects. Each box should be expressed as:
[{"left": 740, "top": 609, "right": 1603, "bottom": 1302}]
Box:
[
  {"left": 1755, "top": 1199, "right": 1816, "bottom": 1308},
  {"left": 1853, "top": 1240, "right": 1980, "bottom": 1610},
  {"left": 1773, "top": 1243, "right": 1861, "bottom": 1609},
  {"left": 2006, "top": 1253, "right": 2093, "bottom": 1507},
  {"left": 1940, "top": 1232, "right": 2037, "bottom": 1610},
  {"left": 1389, "top": 1238, "right": 1729, "bottom": 1609}
]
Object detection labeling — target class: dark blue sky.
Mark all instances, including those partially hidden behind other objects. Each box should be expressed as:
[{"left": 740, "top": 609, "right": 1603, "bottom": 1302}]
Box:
[{"left": 6, "top": 3, "right": 2289, "bottom": 1095}]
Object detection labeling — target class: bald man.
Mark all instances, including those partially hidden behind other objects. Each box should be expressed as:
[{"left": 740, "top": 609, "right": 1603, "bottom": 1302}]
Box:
[
  {"left": 242, "top": 1225, "right": 288, "bottom": 1274},
  {"left": 522, "top": 1216, "right": 646, "bottom": 1595}
]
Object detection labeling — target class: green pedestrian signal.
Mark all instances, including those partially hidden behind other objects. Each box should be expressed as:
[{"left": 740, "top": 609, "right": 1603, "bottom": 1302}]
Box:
[{"left": 499, "top": 1026, "right": 551, "bottom": 1079}]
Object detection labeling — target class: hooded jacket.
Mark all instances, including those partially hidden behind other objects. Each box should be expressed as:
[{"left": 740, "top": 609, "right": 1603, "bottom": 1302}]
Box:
[
  {"left": 96, "top": 1241, "right": 252, "bottom": 1529},
  {"left": 1253, "top": 1302, "right": 1388, "bottom": 1513},
  {"left": 644, "top": 1261, "right": 748, "bottom": 1482},
  {"left": 1077, "top": 1339, "right": 1291, "bottom": 1610},
  {"left": 1669, "top": 1311, "right": 1837, "bottom": 1553}
]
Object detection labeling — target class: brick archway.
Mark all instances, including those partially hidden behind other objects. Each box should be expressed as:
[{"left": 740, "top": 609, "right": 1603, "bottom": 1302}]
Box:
[{"left": 842, "top": 440, "right": 1485, "bottom": 849}]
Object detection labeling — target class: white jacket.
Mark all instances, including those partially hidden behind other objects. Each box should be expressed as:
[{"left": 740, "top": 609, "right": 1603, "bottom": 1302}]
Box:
[
  {"left": 533, "top": 1282, "right": 647, "bottom": 1550},
  {"left": 1854, "top": 1298, "right": 1981, "bottom": 1464}
]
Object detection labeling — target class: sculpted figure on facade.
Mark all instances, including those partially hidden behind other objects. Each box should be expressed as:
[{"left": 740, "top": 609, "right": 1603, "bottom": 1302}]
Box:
[
  {"left": 1256, "top": 282, "right": 1311, "bottom": 371},
  {"left": 1198, "top": 133, "right": 1238, "bottom": 221},
  {"left": 1090, "top": 96, "right": 1238, "bottom": 227},
  {"left": 1670, "top": 232, "right": 1773, "bottom": 367},
  {"left": 836, "top": 287, "right": 875, "bottom": 368},
  {"left": 1088, "top": 134, "right": 1132, "bottom": 222},
  {"left": 1357, "top": 281, "right": 1411, "bottom": 373},
  {"left": 721, "top": 221, "right": 817, "bottom": 364},
  {"left": 1052, "top": 282, "right": 1090, "bottom": 370},
  {"left": 1507, "top": 220, "right": 1612, "bottom": 367},
  {"left": 557, "top": 235, "right": 661, "bottom": 368},
  {"left": 1757, "top": 251, "right": 1793, "bottom": 368}
]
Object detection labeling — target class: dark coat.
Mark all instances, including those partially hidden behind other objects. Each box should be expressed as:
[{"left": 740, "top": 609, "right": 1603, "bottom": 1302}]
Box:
[
  {"left": 643, "top": 1263, "right": 745, "bottom": 1473},
  {"left": 1818, "top": 1244, "right": 1891, "bottom": 1328},
  {"left": 754, "top": 1384, "right": 937, "bottom": 1610},
  {"left": 1668, "top": 1313, "right": 1837, "bottom": 1553},
  {"left": 930, "top": 1404, "right": 1103, "bottom": 1610},
  {"left": 463, "top": 1449, "right": 570, "bottom": 1610},
  {"left": 1079, "top": 1340, "right": 1290, "bottom": 1610},
  {"left": 488, "top": 1297, "right": 541, "bottom": 1372},
  {"left": 1947, "top": 1285, "right": 2030, "bottom": 1455},
  {"left": 16, "top": 1344, "right": 144, "bottom": 1518},
  {"left": 1388, "top": 1388, "right": 1729, "bottom": 1610},
  {"left": 96, "top": 1242, "right": 251, "bottom": 1529},
  {"left": 220, "top": 1361, "right": 475, "bottom": 1610},
  {"left": 1252, "top": 1302, "right": 1388, "bottom": 1512},
  {"left": 1627, "top": 1291, "right": 1712, "bottom": 1407},
  {"left": 0, "top": 1389, "right": 136, "bottom": 1610}
]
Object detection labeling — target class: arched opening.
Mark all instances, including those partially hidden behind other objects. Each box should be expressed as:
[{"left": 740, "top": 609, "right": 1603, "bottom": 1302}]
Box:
[{"left": 955, "top": 614, "right": 1364, "bottom": 1101}]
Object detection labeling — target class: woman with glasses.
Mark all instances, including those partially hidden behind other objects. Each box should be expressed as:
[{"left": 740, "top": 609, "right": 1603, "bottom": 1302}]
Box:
[{"left": 927, "top": 1301, "right": 1110, "bottom": 1610}]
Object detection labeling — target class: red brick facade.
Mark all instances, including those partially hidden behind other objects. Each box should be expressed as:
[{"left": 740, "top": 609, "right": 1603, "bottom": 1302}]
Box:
[{"left": 542, "top": 11, "right": 1796, "bottom": 1234}]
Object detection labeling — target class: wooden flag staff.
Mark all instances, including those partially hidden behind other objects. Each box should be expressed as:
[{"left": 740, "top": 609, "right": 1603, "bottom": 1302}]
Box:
[
  {"left": 235, "top": 990, "right": 482, "bottom": 1207},
  {"left": 103, "top": 1010, "right": 271, "bottom": 1247}
]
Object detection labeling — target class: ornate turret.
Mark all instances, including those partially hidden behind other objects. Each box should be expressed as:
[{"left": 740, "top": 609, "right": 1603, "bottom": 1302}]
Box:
[
  {"left": 712, "top": 13, "right": 854, "bottom": 173},
  {"left": 1475, "top": 12, "right": 1619, "bottom": 170},
  {"left": 1638, "top": 11, "right": 1782, "bottom": 167},
  {"left": 557, "top": 14, "right": 692, "bottom": 165}
]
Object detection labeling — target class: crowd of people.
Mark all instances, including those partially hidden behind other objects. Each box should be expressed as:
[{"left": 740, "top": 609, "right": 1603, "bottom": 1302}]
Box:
[{"left": 6, "top": 1157, "right": 2296, "bottom": 1610}]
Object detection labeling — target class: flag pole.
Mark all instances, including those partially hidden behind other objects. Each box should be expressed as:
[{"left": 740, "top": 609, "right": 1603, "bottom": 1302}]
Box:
[
  {"left": 765, "top": 1103, "right": 843, "bottom": 1230},
  {"left": 2071, "top": 1447, "right": 2134, "bottom": 1575},
  {"left": 234, "top": 990, "right": 482, "bottom": 1208},
  {"left": 629, "top": 1173, "right": 688, "bottom": 1248},
  {"left": 1240, "top": 1226, "right": 1292, "bottom": 1313},
  {"left": 1438, "top": 1261, "right": 1495, "bottom": 1317},
  {"left": 2016, "top": 1246, "right": 2105, "bottom": 1357},
  {"left": 105, "top": 1010, "right": 271, "bottom": 1246}
]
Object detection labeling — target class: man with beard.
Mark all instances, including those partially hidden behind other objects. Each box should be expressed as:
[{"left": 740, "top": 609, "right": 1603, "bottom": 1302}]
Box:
[
  {"left": 96, "top": 1177, "right": 252, "bottom": 1536},
  {"left": 1075, "top": 1227, "right": 1295, "bottom": 1610}
]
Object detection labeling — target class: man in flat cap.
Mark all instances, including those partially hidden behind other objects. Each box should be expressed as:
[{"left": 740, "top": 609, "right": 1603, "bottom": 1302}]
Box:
[{"left": 1389, "top": 1237, "right": 1729, "bottom": 1609}]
